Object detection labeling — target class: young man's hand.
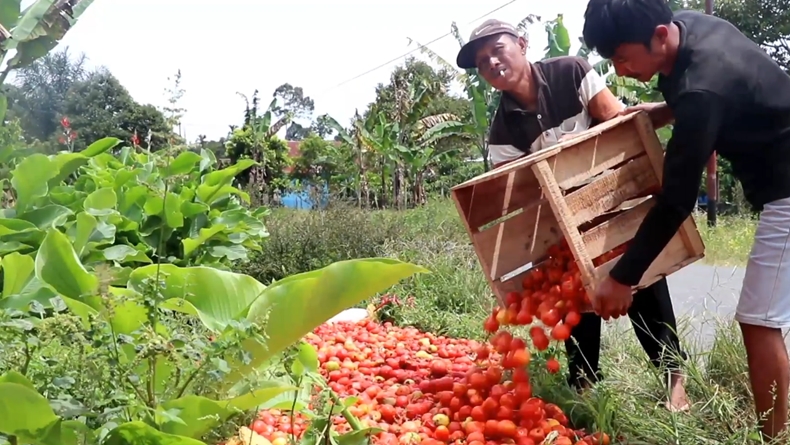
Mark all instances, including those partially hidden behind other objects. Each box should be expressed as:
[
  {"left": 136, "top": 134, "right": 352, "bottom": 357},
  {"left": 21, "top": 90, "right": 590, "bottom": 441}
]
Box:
[
  {"left": 619, "top": 102, "right": 674, "bottom": 128},
  {"left": 591, "top": 275, "right": 633, "bottom": 320}
]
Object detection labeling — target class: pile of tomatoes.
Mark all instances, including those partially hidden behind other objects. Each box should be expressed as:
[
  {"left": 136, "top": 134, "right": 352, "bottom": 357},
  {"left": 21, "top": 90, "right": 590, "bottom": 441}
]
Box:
[{"left": 241, "top": 318, "right": 611, "bottom": 445}]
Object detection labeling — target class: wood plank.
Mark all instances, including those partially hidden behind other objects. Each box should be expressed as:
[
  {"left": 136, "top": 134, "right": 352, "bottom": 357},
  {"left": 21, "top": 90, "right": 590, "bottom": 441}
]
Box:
[
  {"left": 451, "top": 187, "right": 505, "bottom": 306},
  {"left": 451, "top": 112, "right": 643, "bottom": 190},
  {"left": 564, "top": 154, "right": 659, "bottom": 225},
  {"left": 532, "top": 160, "right": 596, "bottom": 289},
  {"left": 549, "top": 120, "right": 645, "bottom": 190},
  {"left": 581, "top": 198, "right": 656, "bottom": 259},
  {"left": 457, "top": 167, "right": 543, "bottom": 231},
  {"left": 633, "top": 112, "right": 706, "bottom": 258},
  {"left": 474, "top": 202, "right": 562, "bottom": 281}
]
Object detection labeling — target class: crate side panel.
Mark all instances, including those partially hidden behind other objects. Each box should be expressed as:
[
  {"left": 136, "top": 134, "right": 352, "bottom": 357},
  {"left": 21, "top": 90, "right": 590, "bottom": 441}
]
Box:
[
  {"left": 564, "top": 154, "right": 659, "bottom": 226},
  {"left": 550, "top": 121, "right": 645, "bottom": 190},
  {"left": 463, "top": 167, "right": 543, "bottom": 231},
  {"left": 474, "top": 203, "right": 562, "bottom": 281},
  {"left": 581, "top": 198, "right": 656, "bottom": 259}
]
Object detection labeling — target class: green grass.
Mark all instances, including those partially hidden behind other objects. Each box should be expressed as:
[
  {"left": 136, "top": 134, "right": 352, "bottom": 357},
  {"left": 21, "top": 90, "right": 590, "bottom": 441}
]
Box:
[
  {"left": 695, "top": 213, "right": 757, "bottom": 266},
  {"left": 252, "top": 199, "right": 776, "bottom": 445}
]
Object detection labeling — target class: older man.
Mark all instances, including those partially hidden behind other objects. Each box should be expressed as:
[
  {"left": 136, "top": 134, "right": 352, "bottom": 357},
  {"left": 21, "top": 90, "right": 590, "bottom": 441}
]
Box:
[{"left": 455, "top": 19, "right": 689, "bottom": 410}]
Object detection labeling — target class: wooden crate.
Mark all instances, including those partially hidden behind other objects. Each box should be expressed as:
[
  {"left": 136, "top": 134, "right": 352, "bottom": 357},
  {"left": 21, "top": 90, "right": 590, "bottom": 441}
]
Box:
[{"left": 451, "top": 111, "right": 705, "bottom": 305}]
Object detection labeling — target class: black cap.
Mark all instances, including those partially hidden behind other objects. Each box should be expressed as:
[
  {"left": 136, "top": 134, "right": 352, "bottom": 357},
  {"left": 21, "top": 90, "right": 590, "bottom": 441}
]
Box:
[{"left": 456, "top": 19, "right": 520, "bottom": 69}]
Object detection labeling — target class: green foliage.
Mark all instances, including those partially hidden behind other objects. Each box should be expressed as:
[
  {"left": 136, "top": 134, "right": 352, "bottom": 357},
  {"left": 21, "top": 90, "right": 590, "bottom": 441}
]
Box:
[
  {"left": 0, "top": 140, "right": 270, "bottom": 282},
  {"left": 0, "top": 137, "right": 426, "bottom": 443}
]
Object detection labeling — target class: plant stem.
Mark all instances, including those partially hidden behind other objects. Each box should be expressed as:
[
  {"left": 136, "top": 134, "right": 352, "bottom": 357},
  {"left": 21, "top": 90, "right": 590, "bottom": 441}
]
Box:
[{"left": 328, "top": 390, "right": 364, "bottom": 431}]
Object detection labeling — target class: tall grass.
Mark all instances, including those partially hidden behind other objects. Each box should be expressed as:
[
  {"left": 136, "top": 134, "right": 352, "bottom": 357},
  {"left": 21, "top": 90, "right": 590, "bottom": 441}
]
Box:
[{"left": 247, "top": 199, "right": 780, "bottom": 444}]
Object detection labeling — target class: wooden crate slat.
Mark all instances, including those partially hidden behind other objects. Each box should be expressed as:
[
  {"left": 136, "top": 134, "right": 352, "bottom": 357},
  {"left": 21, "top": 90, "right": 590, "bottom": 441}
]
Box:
[
  {"left": 564, "top": 154, "right": 659, "bottom": 226},
  {"left": 451, "top": 113, "right": 642, "bottom": 191},
  {"left": 459, "top": 168, "right": 543, "bottom": 231},
  {"left": 473, "top": 202, "right": 561, "bottom": 281},
  {"left": 549, "top": 122, "right": 645, "bottom": 190},
  {"left": 531, "top": 160, "right": 597, "bottom": 289},
  {"left": 581, "top": 198, "right": 656, "bottom": 259}
]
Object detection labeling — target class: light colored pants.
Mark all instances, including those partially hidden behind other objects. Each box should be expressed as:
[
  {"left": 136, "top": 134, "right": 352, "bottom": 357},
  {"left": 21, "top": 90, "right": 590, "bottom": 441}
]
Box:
[{"left": 737, "top": 196, "right": 790, "bottom": 328}]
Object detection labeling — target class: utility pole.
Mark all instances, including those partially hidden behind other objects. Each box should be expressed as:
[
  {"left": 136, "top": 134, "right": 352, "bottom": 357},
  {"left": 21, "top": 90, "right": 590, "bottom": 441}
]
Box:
[{"left": 704, "top": 0, "right": 718, "bottom": 227}]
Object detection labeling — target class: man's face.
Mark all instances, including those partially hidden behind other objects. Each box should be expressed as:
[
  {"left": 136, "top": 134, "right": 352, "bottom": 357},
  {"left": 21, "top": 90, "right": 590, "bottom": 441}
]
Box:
[
  {"left": 474, "top": 34, "right": 528, "bottom": 90},
  {"left": 609, "top": 26, "right": 670, "bottom": 82}
]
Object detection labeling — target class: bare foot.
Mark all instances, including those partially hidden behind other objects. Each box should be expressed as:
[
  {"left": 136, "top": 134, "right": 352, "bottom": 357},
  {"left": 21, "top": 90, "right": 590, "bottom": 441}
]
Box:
[{"left": 665, "top": 370, "right": 690, "bottom": 412}]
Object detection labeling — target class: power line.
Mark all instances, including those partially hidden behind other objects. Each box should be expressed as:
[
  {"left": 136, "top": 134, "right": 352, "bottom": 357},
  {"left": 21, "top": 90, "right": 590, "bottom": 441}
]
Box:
[{"left": 321, "top": 0, "right": 519, "bottom": 94}]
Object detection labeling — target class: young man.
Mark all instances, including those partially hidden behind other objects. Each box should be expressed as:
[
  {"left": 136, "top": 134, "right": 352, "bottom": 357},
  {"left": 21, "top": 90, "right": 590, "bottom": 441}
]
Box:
[
  {"left": 455, "top": 19, "right": 689, "bottom": 411},
  {"left": 582, "top": 0, "right": 790, "bottom": 438}
]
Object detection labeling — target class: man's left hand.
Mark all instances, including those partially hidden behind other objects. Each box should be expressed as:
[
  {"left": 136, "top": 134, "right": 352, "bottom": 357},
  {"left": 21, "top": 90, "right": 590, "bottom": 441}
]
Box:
[{"left": 591, "top": 275, "right": 633, "bottom": 320}]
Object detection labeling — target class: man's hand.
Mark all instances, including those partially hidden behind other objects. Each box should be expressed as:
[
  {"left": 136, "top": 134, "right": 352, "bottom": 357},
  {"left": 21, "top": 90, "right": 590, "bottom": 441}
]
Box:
[
  {"left": 591, "top": 275, "right": 633, "bottom": 320},
  {"left": 619, "top": 102, "right": 674, "bottom": 128}
]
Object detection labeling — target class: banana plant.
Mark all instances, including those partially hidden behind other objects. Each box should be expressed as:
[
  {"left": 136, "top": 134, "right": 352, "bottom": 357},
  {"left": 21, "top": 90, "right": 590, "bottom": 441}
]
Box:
[{"left": 0, "top": 0, "right": 95, "bottom": 122}]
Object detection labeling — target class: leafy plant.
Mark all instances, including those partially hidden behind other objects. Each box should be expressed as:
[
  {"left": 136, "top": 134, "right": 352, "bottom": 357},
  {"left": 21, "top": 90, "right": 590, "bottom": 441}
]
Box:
[{"left": 0, "top": 137, "right": 428, "bottom": 443}]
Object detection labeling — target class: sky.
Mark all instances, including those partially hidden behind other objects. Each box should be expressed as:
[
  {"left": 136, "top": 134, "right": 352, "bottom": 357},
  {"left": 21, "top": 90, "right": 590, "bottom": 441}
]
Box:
[{"left": 47, "top": 0, "right": 592, "bottom": 141}]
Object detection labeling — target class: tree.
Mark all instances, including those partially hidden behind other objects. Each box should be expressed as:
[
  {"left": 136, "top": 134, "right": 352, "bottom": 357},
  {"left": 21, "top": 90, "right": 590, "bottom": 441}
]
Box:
[
  {"left": 7, "top": 47, "right": 88, "bottom": 142},
  {"left": 60, "top": 69, "right": 174, "bottom": 151},
  {"left": 273, "top": 83, "right": 315, "bottom": 141},
  {"left": 681, "top": 0, "right": 790, "bottom": 72},
  {"left": 226, "top": 90, "right": 292, "bottom": 201}
]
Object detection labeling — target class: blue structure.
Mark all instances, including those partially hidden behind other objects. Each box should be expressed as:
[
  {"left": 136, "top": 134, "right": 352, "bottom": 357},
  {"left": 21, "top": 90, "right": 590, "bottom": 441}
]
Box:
[{"left": 280, "top": 181, "right": 330, "bottom": 209}]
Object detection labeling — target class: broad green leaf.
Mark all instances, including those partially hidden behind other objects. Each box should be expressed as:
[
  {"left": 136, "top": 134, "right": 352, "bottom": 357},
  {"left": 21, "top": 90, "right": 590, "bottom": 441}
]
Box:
[
  {"left": 7, "top": 0, "right": 53, "bottom": 48},
  {"left": 8, "top": 36, "right": 58, "bottom": 68},
  {"left": 0, "top": 381, "right": 60, "bottom": 441},
  {"left": 226, "top": 259, "right": 427, "bottom": 388},
  {"left": 158, "top": 381, "right": 296, "bottom": 437},
  {"left": 84, "top": 187, "right": 118, "bottom": 216},
  {"left": 103, "top": 245, "right": 152, "bottom": 264},
  {"left": 48, "top": 152, "right": 89, "bottom": 187},
  {"left": 0, "top": 0, "right": 19, "bottom": 31},
  {"left": 103, "top": 421, "right": 206, "bottom": 445},
  {"left": 128, "top": 265, "right": 266, "bottom": 332},
  {"left": 35, "top": 229, "right": 98, "bottom": 301},
  {"left": 0, "top": 371, "right": 35, "bottom": 394},
  {"left": 1, "top": 251, "right": 34, "bottom": 297},
  {"left": 82, "top": 137, "right": 122, "bottom": 157},
  {"left": 297, "top": 341, "right": 319, "bottom": 373},
  {"left": 71, "top": 212, "right": 97, "bottom": 257},
  {"left": 196, "top": 159, "right": 256, "bottom": 204},
  {"left": 165, "top": 192, "right": 184, "bottom": 228},
  {"left": 166, "top": 151, "right": 202, "bottom": 177},
  {"left": 17, "top": 204, "right": 73, "bottom": 229},
  {"left": 11, "top": 153, "right": 57, "bottom": 212},
  {"left": 182, "top": 225, "right": 225, "bottom": 257}
]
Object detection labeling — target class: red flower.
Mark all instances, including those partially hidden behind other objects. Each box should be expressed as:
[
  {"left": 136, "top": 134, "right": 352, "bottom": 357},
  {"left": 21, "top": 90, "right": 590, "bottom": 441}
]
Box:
[
  {"left": 131, "top": 132, "right": 140, "bottom": 146},
  {"left": 60, "top": 116, "right": 70, "bottom": 129}
]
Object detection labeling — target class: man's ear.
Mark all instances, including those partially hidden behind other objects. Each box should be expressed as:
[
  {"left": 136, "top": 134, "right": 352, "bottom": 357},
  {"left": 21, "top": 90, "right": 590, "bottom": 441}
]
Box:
[
  {"left": 517, "top": 36, "right": 528, "bottom": 54},
  {"left": 654, "top": 24, "right": 670, "bottom": 44}
]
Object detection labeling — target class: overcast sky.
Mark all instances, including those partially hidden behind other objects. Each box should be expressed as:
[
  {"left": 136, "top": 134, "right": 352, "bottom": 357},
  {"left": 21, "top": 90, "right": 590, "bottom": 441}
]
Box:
[{"left": 39, "top": 0, "right": 592, "bottom": 140}]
